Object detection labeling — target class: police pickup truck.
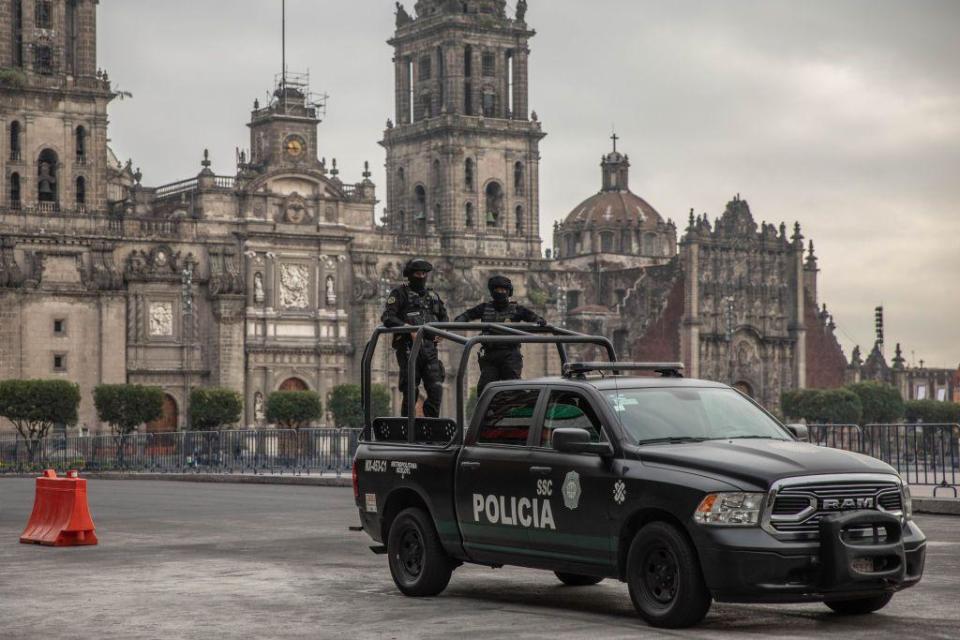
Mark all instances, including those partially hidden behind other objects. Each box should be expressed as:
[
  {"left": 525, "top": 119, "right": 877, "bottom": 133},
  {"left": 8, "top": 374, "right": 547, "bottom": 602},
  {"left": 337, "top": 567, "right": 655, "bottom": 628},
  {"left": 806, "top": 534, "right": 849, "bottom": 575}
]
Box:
[{"left": 353, "top": 323, "right": 926, "bottom": 628}]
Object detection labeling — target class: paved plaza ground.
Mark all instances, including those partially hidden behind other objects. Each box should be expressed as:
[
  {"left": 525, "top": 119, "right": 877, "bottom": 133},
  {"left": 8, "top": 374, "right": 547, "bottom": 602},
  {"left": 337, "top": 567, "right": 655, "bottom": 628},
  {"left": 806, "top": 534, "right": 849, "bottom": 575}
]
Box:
[{"left": 0, "top": 479, "right": 957, "bottom": 640}]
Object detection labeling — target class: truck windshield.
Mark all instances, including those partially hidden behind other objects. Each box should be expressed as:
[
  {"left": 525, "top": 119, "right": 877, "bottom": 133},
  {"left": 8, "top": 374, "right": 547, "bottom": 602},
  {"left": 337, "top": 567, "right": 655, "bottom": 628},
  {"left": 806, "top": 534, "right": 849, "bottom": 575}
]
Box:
[{"left": 603, "top": 387, "right": 791, "bottom": 444}]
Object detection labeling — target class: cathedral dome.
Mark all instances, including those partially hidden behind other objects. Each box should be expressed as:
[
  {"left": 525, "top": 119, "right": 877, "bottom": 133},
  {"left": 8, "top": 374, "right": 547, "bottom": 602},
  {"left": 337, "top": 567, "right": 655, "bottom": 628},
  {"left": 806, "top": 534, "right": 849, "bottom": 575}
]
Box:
[{"left": 554, "top": 137, "right": 676, "bottom": 261}]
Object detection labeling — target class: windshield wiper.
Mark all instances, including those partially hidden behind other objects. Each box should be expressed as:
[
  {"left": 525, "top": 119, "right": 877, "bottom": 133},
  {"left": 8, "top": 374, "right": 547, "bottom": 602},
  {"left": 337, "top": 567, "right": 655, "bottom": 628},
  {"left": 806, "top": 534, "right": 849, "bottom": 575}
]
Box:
[
  {"left": 711, "top": 435, "right": 781, "bottom": 441},
  {"left": 636, "top": 436, "right": 708, "bottom": 446}
]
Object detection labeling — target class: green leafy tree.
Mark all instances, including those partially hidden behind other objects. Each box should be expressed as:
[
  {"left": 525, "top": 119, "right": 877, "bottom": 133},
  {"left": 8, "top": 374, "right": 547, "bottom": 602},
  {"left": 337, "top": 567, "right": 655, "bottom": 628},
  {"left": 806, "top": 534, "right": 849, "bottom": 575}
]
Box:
[
  {"left": 781, "top": 388, "right": 862, "bottom": 425},
  {"left": 905, "top": 400, "right": 960, "bottom": 425},
  {"left": 189, "top": 387, "right": 243, "bottom": 431},
  {"left": 328, "top": 384, "right": 390, "bottom": 428},
  {"left": 780, "top": 390, "right": 803, "bottom": 421},
  {"left": 266, "top": 391, "right": 323, "bottom": 430},
  {"left": 846, "top": 381, "right": 905, "bottom": 424},
  {"left": 94, "top": 384, "right": 164, "bottom": 466},
  {"left": 0, "top": 379, "right": 80, "bottom": 463}
]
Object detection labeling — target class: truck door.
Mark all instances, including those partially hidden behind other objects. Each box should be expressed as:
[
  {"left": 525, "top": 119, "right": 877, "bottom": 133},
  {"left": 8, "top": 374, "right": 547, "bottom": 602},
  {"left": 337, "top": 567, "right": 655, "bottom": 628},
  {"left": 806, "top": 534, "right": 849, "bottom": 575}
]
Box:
[
  {"left": 455, "top": 388, "right": 544, "bottom": 564},
  {"left": 527, "top": 388, "right": 617, "bottom": 570}
]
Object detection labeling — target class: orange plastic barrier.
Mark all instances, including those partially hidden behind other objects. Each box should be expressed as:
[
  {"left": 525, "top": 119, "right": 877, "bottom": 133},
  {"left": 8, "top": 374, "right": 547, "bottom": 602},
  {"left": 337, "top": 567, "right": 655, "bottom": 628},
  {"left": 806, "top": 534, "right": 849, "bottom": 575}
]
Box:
[{"left": 20, "top": 469, "right": 98, "bottom": 546}]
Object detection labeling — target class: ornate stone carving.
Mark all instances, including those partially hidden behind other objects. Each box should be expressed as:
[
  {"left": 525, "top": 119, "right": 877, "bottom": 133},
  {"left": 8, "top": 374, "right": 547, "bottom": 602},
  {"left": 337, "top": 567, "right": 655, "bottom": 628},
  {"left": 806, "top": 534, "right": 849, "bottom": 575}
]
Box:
[
  {"left": 254, "top": 392, "right": 265, "bottom": 424},
  {"left": 208, "top": 247, "right": 244, "bottom": 296},
  {"left": 0, "top": 238, "right": 25, "bottom": 289},
  {"left": 125, "top": 245, "right": 193, "bottom": 282},
  {"left": 254, "top": 272, "right": 265, "bottom": 303},
  {"left": 279, "top": 264, "right": 310, "bottom": 309},
  {"left": 84, "top": 243, "right": 124, "bottom": 291},
  {"left": 149, "top": 302, "right": 174, "bottom": 337},
  {"left": 283, "top": 193, "right": 311, "bottom": 224}
]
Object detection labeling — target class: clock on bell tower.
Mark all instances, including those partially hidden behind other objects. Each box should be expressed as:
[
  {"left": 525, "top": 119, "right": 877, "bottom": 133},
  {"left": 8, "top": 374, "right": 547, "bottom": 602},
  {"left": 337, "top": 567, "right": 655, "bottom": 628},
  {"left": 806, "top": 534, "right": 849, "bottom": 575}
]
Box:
[{"left": 247, "top": 74, "right": 325, "bottom": 169}]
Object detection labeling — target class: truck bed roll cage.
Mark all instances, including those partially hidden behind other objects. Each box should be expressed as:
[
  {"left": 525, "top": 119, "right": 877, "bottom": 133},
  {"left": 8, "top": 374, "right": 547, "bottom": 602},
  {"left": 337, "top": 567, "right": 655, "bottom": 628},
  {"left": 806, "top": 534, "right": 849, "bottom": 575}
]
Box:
[{"left": 360, "top": 322, "right": 617, "bottom": 438}]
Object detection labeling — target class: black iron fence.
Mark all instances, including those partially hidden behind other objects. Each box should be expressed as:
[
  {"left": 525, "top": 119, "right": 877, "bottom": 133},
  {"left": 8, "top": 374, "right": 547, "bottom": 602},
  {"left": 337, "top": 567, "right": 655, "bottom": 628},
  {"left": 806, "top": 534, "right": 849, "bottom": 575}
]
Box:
[
  {"left": 807, "top": 423, "right": 960, "bottom": 495},
  {"left": 0, "top": 428, "right": 362, "bottom": 476}
]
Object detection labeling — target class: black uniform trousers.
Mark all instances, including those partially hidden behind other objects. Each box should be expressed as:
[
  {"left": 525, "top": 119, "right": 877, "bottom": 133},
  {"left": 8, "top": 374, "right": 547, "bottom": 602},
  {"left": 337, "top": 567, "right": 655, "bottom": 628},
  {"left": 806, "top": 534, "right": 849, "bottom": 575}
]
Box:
[
  {"left": 395, "top": 340, "right": 444, "bottom": 418},
  {"left": 477, "top": 348, "right": 523, "bottom": 396}
]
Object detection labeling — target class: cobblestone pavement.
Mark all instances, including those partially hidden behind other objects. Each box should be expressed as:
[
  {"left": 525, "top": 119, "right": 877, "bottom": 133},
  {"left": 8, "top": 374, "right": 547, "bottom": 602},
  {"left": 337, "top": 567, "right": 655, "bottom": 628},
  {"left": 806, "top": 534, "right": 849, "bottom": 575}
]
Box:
[{"left": 0, "top": 479, "right": 957, "bottom": 640}]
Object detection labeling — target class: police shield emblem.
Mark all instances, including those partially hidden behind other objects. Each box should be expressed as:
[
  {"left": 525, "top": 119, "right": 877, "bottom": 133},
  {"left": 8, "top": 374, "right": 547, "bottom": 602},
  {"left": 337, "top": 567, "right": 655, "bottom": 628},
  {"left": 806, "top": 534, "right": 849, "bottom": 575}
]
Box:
[{"left": 562, "top": 471, "right": 581, "bottom": 510}]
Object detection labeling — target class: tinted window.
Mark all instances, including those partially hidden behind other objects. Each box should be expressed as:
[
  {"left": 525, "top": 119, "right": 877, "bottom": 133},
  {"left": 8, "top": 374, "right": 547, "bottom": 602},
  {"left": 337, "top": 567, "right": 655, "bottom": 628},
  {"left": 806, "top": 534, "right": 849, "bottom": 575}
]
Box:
[
  {"left": 603, "top": 387, "right": 790, "bottom": 444},
  {"left": 477, "top": 389, "right": 540, "bottom": 446},
  {"left": 541, "top": 391, "right": 606, "bottom": 447}
]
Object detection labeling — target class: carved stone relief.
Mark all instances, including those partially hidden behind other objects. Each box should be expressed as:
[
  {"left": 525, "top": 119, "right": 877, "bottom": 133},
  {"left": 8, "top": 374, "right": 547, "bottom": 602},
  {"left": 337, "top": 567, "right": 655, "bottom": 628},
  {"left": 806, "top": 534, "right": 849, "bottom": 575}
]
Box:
[
  {"left": 149, "top": 301, "right": 174, "bottom": 337},
  {"left": 279, "top": 264, "right": 310, "bottom": 309}
]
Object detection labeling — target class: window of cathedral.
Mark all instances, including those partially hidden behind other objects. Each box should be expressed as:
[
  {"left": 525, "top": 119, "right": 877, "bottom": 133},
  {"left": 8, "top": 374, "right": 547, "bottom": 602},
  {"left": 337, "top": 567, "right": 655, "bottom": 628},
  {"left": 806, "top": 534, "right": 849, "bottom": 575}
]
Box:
[
  {"left": 482, "top": 52, "right": 495, "bottom": 77},
  {"left": 75, "top": 176, "right": 86, "bottom": 207},
  {"left": 642, "top": 233, "right": 656, "bottom": 255},
  {"left": 399, "top": 209, "right": 406, "bottom": 231},
  {"left": 567, "top": 290, "right": 580, "bottom": 310},
  {"left": 601, "top": 232, "right": 614, "bottom": 253},
  {"left": 419, "top": 92, "right": 433, "bottom": 120},
  {"left": 433, "top": 203, "right": 441, "bottom": 224},
  {"left": 515, "top": 205, "right": 523, "bottom": 234},
  {"left": 485, "top": 181, "right": 503, "bottom": 226},
  {"left": 9, "top": 173, "right": 21, "bottom": 208},
  {"left": 34, "top": 44, "right": 54, "bottom": 74},
  {"left": 53, "top": 353, "right": 67, "bottom": 372},
  {"left": 13, "top": 1, "right": 24, "bottom": 67},
  {"left": 37, "top": 148, "right": 58, "bottom": 205},
  {"left": 514, "top": 162, "right": 524, "bottom": 194},
  {"left": 419, "top": 56, "right": 432, "bottom": 80},
  {"left": 565, "top": 234, "right": 576, "bottom": 257},
  {"left": 482, "top": 90, "right": 496, "bottom": 117},
  {"left": 464, "top": 158, "right": 474, "bottom": 190},
  {"left": 465, "top": 202, "right": 474, "bottom": 227},
  {"left": 53, "top": 319, "right": 66, "bottom": 336},
  {"left": 397, "top": 167, "right": 406, "bottom": 193},
  {"left": 35, "top": 1, "right": 52, "bottom": 29},
  {"left": 464, "top": 80, "right": 473, "bottom": 114},
  {"left": 75, "top": 126, "right": 86, "bottom": 163},
  {"left": 414, "top": 185, "right": 427, "bottom": 220},
  {"left": 9, "top": 121, "right": 21, "bottom": 161},
  {"left": 464, "top": 46, "right": 473, "bottom": 77}
]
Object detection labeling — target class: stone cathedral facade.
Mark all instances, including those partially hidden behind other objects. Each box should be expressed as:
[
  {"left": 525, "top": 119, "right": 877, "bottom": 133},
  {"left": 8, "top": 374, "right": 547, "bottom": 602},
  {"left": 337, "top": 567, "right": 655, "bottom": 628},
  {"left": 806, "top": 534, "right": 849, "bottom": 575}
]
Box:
[{"left": 0, "top": 0, "right": 847, "bottom": 433}]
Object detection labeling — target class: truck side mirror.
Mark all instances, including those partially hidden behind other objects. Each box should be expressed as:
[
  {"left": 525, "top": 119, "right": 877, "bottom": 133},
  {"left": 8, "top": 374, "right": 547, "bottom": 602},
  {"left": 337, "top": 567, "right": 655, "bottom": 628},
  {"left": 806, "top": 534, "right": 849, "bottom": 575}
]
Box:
[
  {"left": 552, "top": 428, "right": 613, "bottom": 456},
  {"left": 787, "top": 423, "right": 809, "bottom": 441}
]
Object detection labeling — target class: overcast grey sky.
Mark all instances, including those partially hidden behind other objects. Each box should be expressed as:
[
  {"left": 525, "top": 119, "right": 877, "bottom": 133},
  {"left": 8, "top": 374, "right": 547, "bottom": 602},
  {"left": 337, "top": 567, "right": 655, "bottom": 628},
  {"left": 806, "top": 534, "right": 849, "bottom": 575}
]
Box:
[{"left": 99, "top": 0, "right": 960, "bottom": 368}]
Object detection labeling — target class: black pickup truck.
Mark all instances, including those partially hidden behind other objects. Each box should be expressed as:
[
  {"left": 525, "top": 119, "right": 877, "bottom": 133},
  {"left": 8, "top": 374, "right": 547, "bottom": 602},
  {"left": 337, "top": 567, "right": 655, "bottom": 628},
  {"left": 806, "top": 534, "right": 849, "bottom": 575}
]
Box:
[{"left": 353, "top": 324, "right": 926, "bottom": 628}]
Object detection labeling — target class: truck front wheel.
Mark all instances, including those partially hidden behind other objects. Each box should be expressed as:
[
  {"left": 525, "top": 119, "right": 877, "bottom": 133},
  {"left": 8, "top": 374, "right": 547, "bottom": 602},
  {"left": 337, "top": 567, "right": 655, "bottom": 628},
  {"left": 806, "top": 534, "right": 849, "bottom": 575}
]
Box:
[
  {"left": 387, "top": 507, "right": 453, "bottom": 597},
  {"left": 626, "top": 521, "right": 712, "bottom": 628},
  {"left": 825, "top": 593, "right": 893, "bottom": 615}
]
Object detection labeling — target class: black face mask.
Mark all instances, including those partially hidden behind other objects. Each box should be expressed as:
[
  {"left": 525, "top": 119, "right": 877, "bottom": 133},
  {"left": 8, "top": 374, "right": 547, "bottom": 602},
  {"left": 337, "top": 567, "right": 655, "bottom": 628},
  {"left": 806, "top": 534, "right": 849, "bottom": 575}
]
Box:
[
  {"left": 492, "top": 290, "right": 510, "bottom": 304},
  {"left": 408, "top": 276, "right": 427, "bottom": 292}
]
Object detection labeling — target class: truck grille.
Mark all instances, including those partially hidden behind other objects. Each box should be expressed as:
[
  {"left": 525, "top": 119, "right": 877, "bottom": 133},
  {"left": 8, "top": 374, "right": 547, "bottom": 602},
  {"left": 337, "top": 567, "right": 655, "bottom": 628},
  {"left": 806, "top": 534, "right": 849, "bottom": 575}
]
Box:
[{"left": 766, "top": 479, "right": 903, "bottom": 538}]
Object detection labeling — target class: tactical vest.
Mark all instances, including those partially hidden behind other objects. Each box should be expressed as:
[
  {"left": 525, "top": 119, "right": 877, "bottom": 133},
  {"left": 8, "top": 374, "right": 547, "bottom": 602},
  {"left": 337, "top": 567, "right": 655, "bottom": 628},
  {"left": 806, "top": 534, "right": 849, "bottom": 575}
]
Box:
[
  {"left": 481, "top": 302, "right": 518, "bottom": 324},
  {"left": 403, "top": 286, "right": 442, "bottom": 325}
]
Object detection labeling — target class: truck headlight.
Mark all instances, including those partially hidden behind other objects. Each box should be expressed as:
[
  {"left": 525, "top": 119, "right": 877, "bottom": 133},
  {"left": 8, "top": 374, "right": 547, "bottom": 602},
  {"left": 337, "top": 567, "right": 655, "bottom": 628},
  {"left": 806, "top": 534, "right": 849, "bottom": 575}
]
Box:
[
  {"left": 694, "top": 492, "right": 765, "bottom": 526},
  {"left": 902, "top": 483, "right": 913, "bottom": 520}
]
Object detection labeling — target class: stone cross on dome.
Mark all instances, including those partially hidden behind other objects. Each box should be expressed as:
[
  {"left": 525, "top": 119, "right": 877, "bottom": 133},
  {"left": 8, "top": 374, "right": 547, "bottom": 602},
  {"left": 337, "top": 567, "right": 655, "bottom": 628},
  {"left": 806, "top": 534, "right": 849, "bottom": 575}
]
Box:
[{"left": 611, "top": 130, "right": 619, "bottom": 153}]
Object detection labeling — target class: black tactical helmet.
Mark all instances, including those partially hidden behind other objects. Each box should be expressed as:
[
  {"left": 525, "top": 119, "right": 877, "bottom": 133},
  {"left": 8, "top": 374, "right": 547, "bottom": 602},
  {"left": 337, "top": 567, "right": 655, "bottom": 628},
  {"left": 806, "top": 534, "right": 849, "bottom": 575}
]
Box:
[
  {"left": 488, "top": 275, "right": 514, "bottom": 297},
  {"left": 403, "top": 258, "right": 434, "bottom": 278}
]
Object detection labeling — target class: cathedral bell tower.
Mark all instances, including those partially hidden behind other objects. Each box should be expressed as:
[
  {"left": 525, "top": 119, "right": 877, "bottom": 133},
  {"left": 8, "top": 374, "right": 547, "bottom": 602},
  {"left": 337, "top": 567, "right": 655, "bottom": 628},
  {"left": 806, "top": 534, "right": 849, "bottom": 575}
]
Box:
[
  {"left": 1, "top": 0, "right": 112, "bottom": 214},
  {"left": 381, "top": 0, "right": 545, "bottom": 258}
]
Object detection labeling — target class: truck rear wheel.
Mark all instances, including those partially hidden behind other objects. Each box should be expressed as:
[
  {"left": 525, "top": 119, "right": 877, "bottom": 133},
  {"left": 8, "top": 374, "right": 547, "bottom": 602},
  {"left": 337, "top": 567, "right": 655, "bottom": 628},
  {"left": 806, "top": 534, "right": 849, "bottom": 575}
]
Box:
[
  {"left": 626, "top": 521, "right": 711, "bottom": 628},
  {"left": 387, "top": 507, "right": 453, "bottom": 597},
  {"left": 554, "top": 572, "right": 604, "bottom": 586},
  {"left": 825, "top": 593, "right": 893, "bottom": 615}
]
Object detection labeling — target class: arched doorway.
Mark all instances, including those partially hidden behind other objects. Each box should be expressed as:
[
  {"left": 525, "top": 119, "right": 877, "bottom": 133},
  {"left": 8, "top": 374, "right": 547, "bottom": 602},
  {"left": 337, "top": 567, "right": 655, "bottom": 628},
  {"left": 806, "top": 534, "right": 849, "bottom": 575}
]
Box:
[
  {"left": 279, "top": 377, "right": 308, "bottom": 392},
  {"left": 147, "top": 394, "right": 178, "bottom": 433},
  {"left": 733, "top": 381, "right": 754, "bottom": 397}
]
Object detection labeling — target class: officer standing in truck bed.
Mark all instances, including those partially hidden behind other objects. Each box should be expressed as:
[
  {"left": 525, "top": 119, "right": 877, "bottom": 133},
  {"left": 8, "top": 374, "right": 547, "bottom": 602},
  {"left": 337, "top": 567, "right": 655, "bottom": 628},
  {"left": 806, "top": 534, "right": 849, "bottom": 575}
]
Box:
[
  {"left": 455, "top": 275, "right": 545, "bottom": 395},
  {"left": 381, "top": 258, "right": 449, "bottom": 417}
]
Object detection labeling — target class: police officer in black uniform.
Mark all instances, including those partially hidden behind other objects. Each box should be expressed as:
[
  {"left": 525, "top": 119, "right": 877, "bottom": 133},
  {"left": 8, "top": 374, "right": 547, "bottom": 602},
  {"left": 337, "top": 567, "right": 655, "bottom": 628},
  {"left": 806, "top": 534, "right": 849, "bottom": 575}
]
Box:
[
  {"left": 381, "top": 258, "right": 449, "bottom": 417},
  {"left": 455, "top": 275, "right": 546, "bottom": 395}
]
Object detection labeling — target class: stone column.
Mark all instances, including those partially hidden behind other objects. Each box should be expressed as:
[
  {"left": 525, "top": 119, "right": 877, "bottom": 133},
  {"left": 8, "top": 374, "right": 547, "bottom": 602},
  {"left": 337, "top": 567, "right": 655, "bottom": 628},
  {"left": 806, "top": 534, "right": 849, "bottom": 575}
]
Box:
[
  {"left": 513, "top": 48, "right": 530, "bottom": 120},
  {"left": 212, "top": 296, "right": 246, "bottom": 394},
  {"left": 681, "top": 240, "right": 701, "bottom": 377}
]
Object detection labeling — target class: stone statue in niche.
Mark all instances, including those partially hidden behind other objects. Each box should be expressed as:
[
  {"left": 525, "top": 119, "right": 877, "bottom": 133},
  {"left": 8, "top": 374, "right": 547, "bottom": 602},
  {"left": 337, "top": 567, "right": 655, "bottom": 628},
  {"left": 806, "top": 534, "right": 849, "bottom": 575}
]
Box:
[
  {"left": 254, "top": 392, "right": 265, "bottom": 424},
  {"left": 325, "top": 275, "right": 337, "bottom": 307},
  {"left": 149, "top": 302, "right": 174, "bottom": 336},
  {"left": 254, "top": 272, "right": 265, "bottom": 303},
  {"left": 279, "top": 264, "right": 309, "bottom": 309}
]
